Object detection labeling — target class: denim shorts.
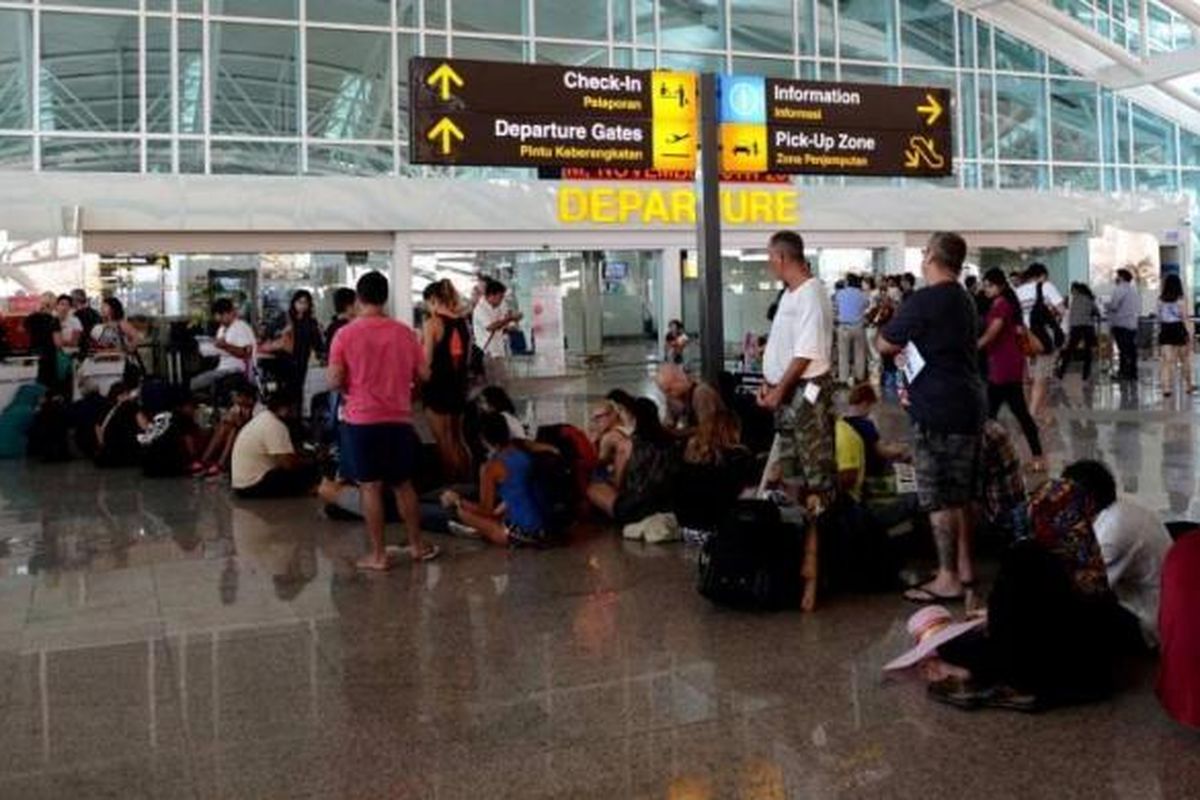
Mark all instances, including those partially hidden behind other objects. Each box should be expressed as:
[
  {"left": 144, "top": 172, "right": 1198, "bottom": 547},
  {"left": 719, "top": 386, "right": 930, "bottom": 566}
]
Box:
[{"left": 338, "top": 422, "right": 418, "bottom": 485}]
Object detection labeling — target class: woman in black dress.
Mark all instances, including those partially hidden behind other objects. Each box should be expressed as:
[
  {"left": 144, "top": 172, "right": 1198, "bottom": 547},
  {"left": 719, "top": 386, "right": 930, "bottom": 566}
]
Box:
[
  {"left": 262, "top": 289, "right": 324, "bottom": 407},
  {"left": 422, "top": 279, "right": 473, "bottom": 481}
]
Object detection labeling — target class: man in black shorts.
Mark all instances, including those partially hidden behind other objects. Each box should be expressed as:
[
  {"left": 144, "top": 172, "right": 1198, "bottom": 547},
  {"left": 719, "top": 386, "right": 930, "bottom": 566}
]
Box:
[
  {"left": 328, "top": 272, "right": 439, "bottom": 570},
  {"left": 878, "top": 232, "right": 986, "bottom": 603}
]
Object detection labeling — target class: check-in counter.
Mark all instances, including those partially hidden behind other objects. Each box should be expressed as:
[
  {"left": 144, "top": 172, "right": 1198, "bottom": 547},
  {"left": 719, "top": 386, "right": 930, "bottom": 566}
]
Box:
[{"left": 0, "top": 359, "right": 39, "bottom": 411}]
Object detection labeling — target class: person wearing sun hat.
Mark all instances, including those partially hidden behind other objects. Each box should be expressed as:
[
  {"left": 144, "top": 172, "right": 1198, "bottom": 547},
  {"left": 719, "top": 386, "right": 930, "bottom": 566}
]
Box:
[
  {"left": 884, "top": 605, "right": 985, "bottom": 675},
  {"left": 886, "top": 478, "right": 1120, "bottom": 712}
]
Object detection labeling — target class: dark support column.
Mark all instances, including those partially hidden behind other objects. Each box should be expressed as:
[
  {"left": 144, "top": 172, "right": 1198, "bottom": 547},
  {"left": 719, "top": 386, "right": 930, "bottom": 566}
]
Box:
[{"left": 695, "top": 72, "right": 724, "bottom": 386}]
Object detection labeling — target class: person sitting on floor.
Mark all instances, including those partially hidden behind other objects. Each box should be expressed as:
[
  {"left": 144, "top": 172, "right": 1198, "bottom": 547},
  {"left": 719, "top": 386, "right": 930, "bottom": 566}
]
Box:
[
  {"left": 587, "top": 396, "right": 677, "bottom": 525},
  {"left": 1062, "top": 459, "right": 1172, "bottom": 650},
  {"left": 841, "top": 383, "right": 908, "bottom": 479},
  {"left": 817, "top": 419, "right": 905, "bottom": 594},
  {"left": 191, "top": 381, "right": 256, "bottom": 477},
  {"left": 95, "top": 382, "right": 147, "bottom": 468},
  {"left": 656, "top": 363, "right": 724, "bottom": 435},
  {"left": 440, "top": 412, "right": 550, "bottom": 547},
  {"left": 589, "top": 389, "right": 635, "bottom": 477},
  {"left": 478, "top": 385, "right": 527, "bottom": 441},
  {"left": 1158, "top": 528, "right": 1200, "bottom": 730},
  {"left": 887, "top": 477, "right": 1118, "bottom": 713},
  {"left": 977, "top": 419, "right": 1030, "bottom": 542},
  {"left": 675, "top": 394, "right": 754, "bottom": 542},
  {"left": 231, "top": 391, "right": 318, "bottom": 499}
]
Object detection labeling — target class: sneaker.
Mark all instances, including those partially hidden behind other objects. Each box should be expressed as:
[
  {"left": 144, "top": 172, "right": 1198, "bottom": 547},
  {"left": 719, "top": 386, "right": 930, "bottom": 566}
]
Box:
[{"left": 447, "top": 520, "right": 480, "bottom": 539}]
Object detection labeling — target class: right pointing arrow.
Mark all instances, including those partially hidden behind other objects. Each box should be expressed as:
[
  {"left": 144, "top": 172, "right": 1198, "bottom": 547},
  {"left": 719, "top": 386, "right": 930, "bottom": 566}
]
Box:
[
  {"left": 427, "top": 117, "right": 464, "bottom": 155},
  {"left": 916, "top": 93, "right": 943, "bottom": 126}
]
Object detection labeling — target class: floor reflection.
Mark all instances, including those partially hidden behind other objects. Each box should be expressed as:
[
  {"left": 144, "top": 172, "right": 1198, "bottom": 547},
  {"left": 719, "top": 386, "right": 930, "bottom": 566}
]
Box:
[{"left": 0, "top": 367, "right": 1198, "bottom": 796}]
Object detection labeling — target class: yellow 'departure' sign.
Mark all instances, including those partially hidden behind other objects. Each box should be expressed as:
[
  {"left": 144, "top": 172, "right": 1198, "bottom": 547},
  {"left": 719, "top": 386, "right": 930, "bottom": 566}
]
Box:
[
  {"left": 557, "top": 185, "right": 798, "bottom": 226},
  {"left": 410, "top": 58, "right": 698, "bottom": 172}
]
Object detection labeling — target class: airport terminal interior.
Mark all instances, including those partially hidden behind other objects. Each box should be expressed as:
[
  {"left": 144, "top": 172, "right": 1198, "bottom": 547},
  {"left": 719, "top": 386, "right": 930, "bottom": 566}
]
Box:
[{"left": 2, "top": 0, "right": 1200, "bottom": 797}]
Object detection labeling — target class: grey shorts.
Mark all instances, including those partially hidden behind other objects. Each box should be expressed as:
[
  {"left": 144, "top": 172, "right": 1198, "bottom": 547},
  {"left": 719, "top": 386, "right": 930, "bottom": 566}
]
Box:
[
  {"left": 912, "top": 424, "right": 982, "bottom": 512},
  {"left": 1029, "top": 354, "right": 1056, "bottom": 380}
]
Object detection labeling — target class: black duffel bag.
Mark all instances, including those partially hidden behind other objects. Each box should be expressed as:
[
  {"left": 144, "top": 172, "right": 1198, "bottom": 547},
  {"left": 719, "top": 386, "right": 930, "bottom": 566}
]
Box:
[{"left": 697, "top": 499, "right": 804, "bottom": 611}]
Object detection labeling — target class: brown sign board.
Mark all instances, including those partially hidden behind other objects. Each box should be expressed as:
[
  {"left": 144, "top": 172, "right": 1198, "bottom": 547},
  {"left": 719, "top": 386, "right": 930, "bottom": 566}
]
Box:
[
  {"left": 765, "top": 80, "right": 951, "bottom": 132},
  {"left": 409, "top": 57, "right": 698, "bottom": 170}
]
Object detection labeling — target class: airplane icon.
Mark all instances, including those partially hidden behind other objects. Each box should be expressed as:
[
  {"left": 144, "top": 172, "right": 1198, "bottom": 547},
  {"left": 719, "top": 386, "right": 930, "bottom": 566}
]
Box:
[{"left": 666, "top": 132, "right": 691, "bottom": 144}]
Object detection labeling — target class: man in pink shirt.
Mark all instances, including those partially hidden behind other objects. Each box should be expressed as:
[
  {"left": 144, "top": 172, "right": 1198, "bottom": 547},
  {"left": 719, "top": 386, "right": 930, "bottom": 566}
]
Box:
[{"left": 328, "top": 271, "right": 439, "bottom": 569}]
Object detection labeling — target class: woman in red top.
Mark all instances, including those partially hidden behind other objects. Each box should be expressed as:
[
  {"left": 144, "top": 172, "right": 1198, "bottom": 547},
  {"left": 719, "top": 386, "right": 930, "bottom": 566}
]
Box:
[{"left": 977, "top": 269, "right": 1044, "bottom": 472}]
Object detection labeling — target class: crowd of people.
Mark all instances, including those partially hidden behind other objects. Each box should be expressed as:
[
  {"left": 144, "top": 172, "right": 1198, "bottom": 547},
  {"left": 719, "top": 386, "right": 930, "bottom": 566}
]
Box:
[{"left": 3, "top": 232, "right": 1198, "bottom": 731}]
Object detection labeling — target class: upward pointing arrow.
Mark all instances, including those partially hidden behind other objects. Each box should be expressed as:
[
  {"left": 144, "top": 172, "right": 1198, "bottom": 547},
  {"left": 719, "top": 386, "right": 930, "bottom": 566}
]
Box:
[
  {"left": 916, "top": 93, "right": 943, "bottom": 126},
  {"left": 426, "top": 63, "right": 465, "bottom": 101},
  {"left": 427, "top": 117, "right": 464, "bottom": 155}
]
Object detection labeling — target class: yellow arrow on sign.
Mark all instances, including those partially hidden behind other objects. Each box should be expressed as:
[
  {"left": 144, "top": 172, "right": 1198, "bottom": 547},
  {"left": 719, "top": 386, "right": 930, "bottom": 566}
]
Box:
[
  {"left": 916, "top": 93, "right": 943, "bottom": 126},
  {"left": 427, "top": 117, "right": 464, "bottom": 155},
  {"left": 426, "top": 63, "right": 464, "bottom": 101}
]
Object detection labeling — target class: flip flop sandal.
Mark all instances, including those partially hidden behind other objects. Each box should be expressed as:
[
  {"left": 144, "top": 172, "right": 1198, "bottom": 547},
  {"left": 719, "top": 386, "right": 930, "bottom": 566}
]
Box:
[
  {"left": 927, "top": 677, "right": 986, "bottom": 710},
  {"left": 904, "top": 586, "right": 966, "bottom": 604},
  {"left": 411, "top": 543, "right": 441, "bottom": 562}
]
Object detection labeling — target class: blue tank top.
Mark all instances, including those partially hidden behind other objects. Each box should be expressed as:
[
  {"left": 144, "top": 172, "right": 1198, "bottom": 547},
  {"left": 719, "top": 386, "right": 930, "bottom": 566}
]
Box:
[{"left": 496, "top": 448, "right": 546, "bottom": 532}]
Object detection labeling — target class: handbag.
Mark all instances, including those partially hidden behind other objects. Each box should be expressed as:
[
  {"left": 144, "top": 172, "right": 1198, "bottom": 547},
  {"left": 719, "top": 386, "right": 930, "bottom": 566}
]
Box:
[{"left": 1017, "top": 327, "right": 1044, "bottom": 357}]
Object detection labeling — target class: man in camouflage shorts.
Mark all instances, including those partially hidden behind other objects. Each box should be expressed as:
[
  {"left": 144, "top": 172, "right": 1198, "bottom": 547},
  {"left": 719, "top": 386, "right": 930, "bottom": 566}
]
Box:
[{"left": 758, "top": 231, "right": 835, "bottom": 612}]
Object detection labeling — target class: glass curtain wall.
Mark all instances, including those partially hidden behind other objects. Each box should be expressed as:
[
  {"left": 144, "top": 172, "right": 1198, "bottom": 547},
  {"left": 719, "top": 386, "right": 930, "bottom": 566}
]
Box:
[
  {"left": 0, "top": 0, "right": 1195, "bottom": 192},
  {"left": 1, "top": 0, "right": 1198, "bottom": 279}
]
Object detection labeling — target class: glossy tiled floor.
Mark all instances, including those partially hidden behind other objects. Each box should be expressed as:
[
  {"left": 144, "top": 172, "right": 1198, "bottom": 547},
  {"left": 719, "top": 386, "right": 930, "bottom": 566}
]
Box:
[{"left": 0, "top": 363, "right": 1198, "bottom": 799}]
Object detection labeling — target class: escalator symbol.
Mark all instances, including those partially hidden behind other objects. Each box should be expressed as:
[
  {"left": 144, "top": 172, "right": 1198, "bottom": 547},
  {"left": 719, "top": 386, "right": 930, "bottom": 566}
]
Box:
[{"left": 903, "top": 136, "right": 945, "bottom": 170}]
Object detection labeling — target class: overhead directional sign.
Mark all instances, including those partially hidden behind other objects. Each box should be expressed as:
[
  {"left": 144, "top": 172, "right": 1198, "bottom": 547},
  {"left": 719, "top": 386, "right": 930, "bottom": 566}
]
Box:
[
  {"left": 717, "top": 75, "right": 953, "bottom": 177},
  {"left": 409, "top": 58, "right": 697, "bottom": 171}
]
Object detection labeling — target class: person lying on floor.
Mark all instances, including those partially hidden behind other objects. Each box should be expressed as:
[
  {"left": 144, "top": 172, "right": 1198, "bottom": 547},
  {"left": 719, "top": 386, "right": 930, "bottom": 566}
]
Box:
[
  {"left": 191, "top": 380, "right": 256, "bottom": 477},
  {"left": 1062, "top": 459, "right": 1172, "bottom": 651},
  {"left": 440, "top": 412, "right": 551, "bottom": 547},
  {"left": 231, "top": 391, "right": 318, "bottom": 499},
  {"left": 587, "top": 396, "right": 677, "bottom": 526}
]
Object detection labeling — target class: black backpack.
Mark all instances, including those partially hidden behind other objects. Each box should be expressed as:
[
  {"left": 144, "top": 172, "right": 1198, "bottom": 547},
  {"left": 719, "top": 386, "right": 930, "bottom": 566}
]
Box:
[
  {"left": 697, "top": 499, "right": 805, "bottom": 611},
  {"left": 528, "top": 447, "right": 573, "bottom": 538},
  {"left": 1030, "top": 283, "right": 1065, "bottom": 353}
]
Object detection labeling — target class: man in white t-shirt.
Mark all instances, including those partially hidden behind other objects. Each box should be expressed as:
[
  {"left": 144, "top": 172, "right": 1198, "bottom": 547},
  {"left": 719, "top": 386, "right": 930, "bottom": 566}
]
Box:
[
  {"left": 1063, "top": 459, "right": 1173, "bottom": 649},
  {"left": 54, "top": 294, "right": 84, "bottom": 347},
  {"left": 231, "top": 392, "right": 316, "bottom": 498},
  {"left": 191, "top": 297, "right": 257, "bottom": 394},
  {"left": 472, "top": 278, "right": 521, "bottom": 385},
  {"left": 1015, "top": 262, "right": 1065, "bottom": 420},
  {"left": 757, "top": 230, "right": 834, "bottom": 612}
]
